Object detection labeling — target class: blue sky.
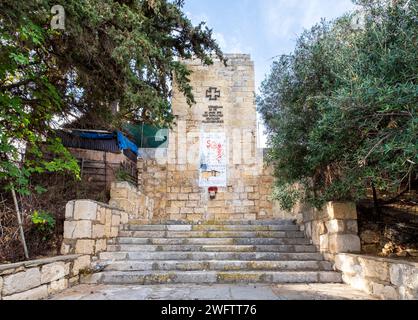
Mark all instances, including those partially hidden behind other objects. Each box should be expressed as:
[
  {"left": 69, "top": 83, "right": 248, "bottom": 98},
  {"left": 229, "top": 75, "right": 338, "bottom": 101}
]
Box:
[
  {"left": 183, "top": 0, "right": 358, "bottom": 146},
  {"left": 184, "top": 0, "right": 357, "bottom": 89}
]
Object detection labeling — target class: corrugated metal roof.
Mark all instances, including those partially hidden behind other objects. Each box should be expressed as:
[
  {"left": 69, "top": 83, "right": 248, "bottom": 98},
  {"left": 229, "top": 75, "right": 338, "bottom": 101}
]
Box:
[{"left": 56, "top": 130, "right": 120, "bottom": 154}]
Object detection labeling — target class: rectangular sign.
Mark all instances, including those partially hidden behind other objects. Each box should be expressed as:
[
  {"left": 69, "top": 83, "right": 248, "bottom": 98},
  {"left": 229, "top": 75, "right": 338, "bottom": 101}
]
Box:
[{"left": 199, "top": 132, "right": 227, "bottom": 187}]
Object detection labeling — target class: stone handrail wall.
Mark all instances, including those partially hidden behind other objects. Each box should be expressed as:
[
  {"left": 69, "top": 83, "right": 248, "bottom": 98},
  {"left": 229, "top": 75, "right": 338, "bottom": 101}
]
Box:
[
  {"left": 109, "top": 181, "right": 154, "bottom": 221},
  {"left": 300, "top": 201, "right": 417, "bottom": 300},
  {"left": 334, "top": 253, "right": 418, "bottom": 300},
  {"left": 301, "top": 202, "right": 361, "bottom": 259},
  {"left": 61, "top": 200, "right": 128, "bottom": 264},
  {"left": 0, "top": 255, "right": 84, "bottom": 300}
]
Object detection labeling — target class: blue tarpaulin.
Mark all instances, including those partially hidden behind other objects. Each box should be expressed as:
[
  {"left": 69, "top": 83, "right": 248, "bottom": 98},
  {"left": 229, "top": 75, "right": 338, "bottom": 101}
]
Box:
[
  {"left": 116, "top": 131, "right": 139, "bottom": 156},
  {"left": 74, "top": 132, "right": 115, "bottom": 140},
  {"left": 68, "top": 130, "right": 138, "bottom": 156}
]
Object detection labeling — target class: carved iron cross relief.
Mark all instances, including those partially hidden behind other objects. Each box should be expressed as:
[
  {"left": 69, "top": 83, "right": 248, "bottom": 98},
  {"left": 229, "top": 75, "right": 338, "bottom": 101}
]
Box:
[{"left": 206, "top": 87, "right": 221, "bottom": 101}]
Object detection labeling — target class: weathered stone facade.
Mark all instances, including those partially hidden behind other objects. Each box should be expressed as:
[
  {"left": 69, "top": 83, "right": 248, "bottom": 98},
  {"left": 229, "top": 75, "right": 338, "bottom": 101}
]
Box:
[
  {"left": 61, "top": 198, "right": 129, "bottom": 258},
  {"left": 109, "top": 181, "right": 154, "bottom": 221},
  {"left": 301, "top": 202, "right": 361, "bottom": 258},
  {"left": 139, "top": 54, "right": 287, "bottom": 222},
  {"left": 0, "top": 255, "right": 82, "bottom": 300},
  {"left": 334, "top": 254, "right": 418, "bottom": 300}
]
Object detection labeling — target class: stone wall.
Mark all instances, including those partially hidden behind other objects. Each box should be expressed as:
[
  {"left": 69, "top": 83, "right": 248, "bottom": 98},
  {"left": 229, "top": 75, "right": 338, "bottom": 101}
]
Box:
[
  {"left": 0, "top": 255, "right": 83, "bottom": 300},
  {"left": 301, "top": 202, "right": 361, "bottom": 258},
  {"left": 334, "top": 254, "right": 418, "bottom": 300},
  {"left": 109, "top": 181, "right": 154, "bottom": 221},
  {"left": 139, "top": 152, "right": 291, "bottom": 222},
  {"left": 61, "top": 200, "right": 128, "bottom": 262}
]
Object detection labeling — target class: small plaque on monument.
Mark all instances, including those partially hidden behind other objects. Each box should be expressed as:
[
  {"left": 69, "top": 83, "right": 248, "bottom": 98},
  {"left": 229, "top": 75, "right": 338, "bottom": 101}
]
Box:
[{"left": 203, "top": 106, "right": 224, "bottom": 124}]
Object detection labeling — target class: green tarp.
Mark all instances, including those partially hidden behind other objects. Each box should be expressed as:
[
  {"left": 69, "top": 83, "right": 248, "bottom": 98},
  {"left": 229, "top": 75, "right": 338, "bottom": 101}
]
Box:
[{"left": 124, "top": 124, "right": 169, "bottom": 149}]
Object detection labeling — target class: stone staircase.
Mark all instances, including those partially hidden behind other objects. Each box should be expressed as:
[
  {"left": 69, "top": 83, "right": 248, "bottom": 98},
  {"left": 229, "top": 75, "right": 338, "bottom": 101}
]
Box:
[{"left": 86, "top": 220, "right": 342, "bottom": 285}]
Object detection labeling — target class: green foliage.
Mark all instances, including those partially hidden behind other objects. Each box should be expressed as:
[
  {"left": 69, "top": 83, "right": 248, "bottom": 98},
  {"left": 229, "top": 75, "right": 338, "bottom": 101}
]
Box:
[
  {"left": 31, "top": 210, "right": 56, "bottom": 238},
  {"left": 115, "top": 167, "right": 135, "bottom": 184},
  {"left": 0, "top": 16, "right": 80, "bottom": 195},
  {"left": 1, "top": 0, "right": 222, "bottom": 195},
  {"left": 258, "top": 0, "right": 418, "bottom": 210},
  {"left": 1, "top": 0, "right": 223, "bottom": 129}
]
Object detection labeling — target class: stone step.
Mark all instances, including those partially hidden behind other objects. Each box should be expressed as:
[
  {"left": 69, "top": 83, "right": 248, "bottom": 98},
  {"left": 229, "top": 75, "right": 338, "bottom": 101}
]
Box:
[
  {"left": 99, "top": 251, "right": 324, "bottom": 261},
  {"left": 106, "top": 244, "right": 317, "bottom": 253},
  {"left": 103, "top": 260, "right": 333, "bottom": 272},
  {"left": 128, "top": 219, "right": 296, "bottom": 226},
  {"left": 111, "top": 237, "right": 311, "bottom": 246},
  {"left": 82, "top": 270, "right": 342, "bottom": 285},
  {"left": 124, "top": 224, "right": 300, "bottom": 232},
  {"left": 118, "top": 230, "right": 305, "bottom": 239}
]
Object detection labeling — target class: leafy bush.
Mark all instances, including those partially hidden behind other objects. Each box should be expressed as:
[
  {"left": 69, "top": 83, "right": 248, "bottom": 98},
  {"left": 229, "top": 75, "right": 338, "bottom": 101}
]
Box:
[
  {"left": 31, "top": 210, "right": 56, "bottom": 239},
  {"left": 258, "top": 0, "right": 417, "bottom": 210}
]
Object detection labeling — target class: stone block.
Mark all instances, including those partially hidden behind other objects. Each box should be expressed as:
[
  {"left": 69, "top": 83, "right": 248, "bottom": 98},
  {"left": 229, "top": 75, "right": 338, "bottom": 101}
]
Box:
[
  {"left": 358, "top": 257, "right": 390, "bottom": 282},
  {"left": 3, "top": 268, "right": 41, "bottom": 295},
  {"left": 398, "top": 285, "right": 417, "bottom": 300},
  {"left": 189, "top": 193, "right": 201, "bottom": 201},
  {"left": 342, "top": 273, "right": 372, "bottom": 294},
  {"left": 186, "top": 201, "right": 198, "bottom": 207},
  {"left": 371, "top": 282, "right": 399, "bottom": 300},
  {"left": 73, "top": 200, "right": 98, "bottom": 221},
  {"left": 247, "top": 193, "right": 259, "bottom": 200},
  {"left": 48, "top": 279, "right": 68, "bottom": 295},
  {"left": 245, "top": 186, "right": 254, "bottom": 192},
  {"left": 186, "top": 214, "right": 203, "bottom": 222},
  {"left": 326, "top": 202, "right": 357, "bottom": 220},
  {"left": 180, "top": 207, "right": 194, "bottom": 214},
  {"left": 311, "top": 221, "right": 326, "bottom": 246},
  {"left": 72, "top": 255, "right": 91, "bottom": 276},
  {"left": 69, "top": 275, "right": 80, "bottom": 287},
  {"left": 95, "top": 239, "right": 107, "bottom": 253},
  {"left": 121, "top": 212, "right": 129, "bottom": 224},
  {"left": 334, "top": 254, "right": 362, "bottom": 274},
  {"left": 304, "top": 222, "right": 312, "bottom": 239},
  {"left": 97, "top": 207, "right": 106, "bottom": 224},
  {"left": 167, "top": 207, "right": 180, "bottom": 214},
  {"left": 105, "top": 209, "right": 112, "bottom": 226},
  {"left": 111, "top": 227, "right": 119, "bottom": 237},
  {"left": 193, "top": 208, "right": 205, "bottom": 214},
  {"left": 390, "top": 263, "right": 418, "bottom": 291},
  {"left": 178, "top": 194, "right": 189, "bottom": 200},
  {"left": 181, "top": 187, "right": 192, "bottom": 193},
  {"left": 111, "top": 213, "right": 121, "bottom": 226},
  {"left": 325, "top": 220, "right": 345, "bottom": 234},
  {"left": 319, "top": 234, "right": 329, "bottom": 252},
  {"left": 3, "top": 285, "right": 48, "bottom": 300},
  {"left": 171, "top": 201, "right": 186, "bottom": 208},
  {"left": 60, "top": 243, "right": 71, "bottom": 255},
  {"left": 41, "top": 262, "right": 68, "bottom": 284},
  {"left": 0, "top": 276, "right": 3, "bottom": 299},
  {"left": 328, "top": 234, "right": 361, "bottom": 254},
  {"left": 105, "top": 225, "right": 112, "bottom": 237},
  {"left": 75, "top": 240, "right": 95, "bottom": 255},
  {"left": 63, "top": 220, "right": 92, "bottom": 239},
  {"left": 243, "top": 214, "right": 256, "bottom": 220},
  {"left": 92, "top": 224, "right": 105, "bottom": 238},
  {"left": 167, "top": 193, "right": 178, "bottom": 200},
  {"left": 65, "top": 201, "right": 74, "bottom": 219}
]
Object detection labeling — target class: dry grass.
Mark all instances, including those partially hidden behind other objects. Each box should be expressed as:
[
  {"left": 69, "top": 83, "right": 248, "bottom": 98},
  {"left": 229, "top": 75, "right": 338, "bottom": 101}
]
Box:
[{"left": 0, "top": 173, "right": 109, "bottom": 264}]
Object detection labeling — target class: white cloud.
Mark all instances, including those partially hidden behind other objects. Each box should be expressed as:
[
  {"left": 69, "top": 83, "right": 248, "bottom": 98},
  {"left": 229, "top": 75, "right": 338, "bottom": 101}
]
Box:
[
  {"left": 261, "top": 0, "right": 357, "bottom": 39},
  {"left": 185, "top": 11, "right": 210, "bottom": 25},
  {"left": 214, "top": 32, "right": 253, "bottom": 54},
  {"left": 187, "top": 11, "right": 250, "bottom": 54}
]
